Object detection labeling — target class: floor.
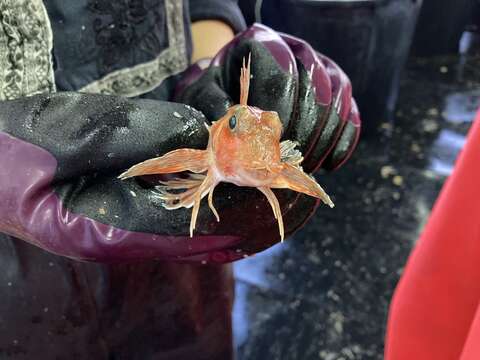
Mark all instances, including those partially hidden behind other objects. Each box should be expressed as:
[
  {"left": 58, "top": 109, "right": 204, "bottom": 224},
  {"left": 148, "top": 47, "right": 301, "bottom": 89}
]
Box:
[{"left": 232, "top": 53, "right": 480, "bottom": 359}]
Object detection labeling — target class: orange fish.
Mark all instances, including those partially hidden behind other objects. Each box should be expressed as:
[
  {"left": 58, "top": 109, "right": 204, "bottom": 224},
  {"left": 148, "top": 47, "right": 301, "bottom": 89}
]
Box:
[{"left": 119, "top": 55, "right": 334, "bottom": 241}]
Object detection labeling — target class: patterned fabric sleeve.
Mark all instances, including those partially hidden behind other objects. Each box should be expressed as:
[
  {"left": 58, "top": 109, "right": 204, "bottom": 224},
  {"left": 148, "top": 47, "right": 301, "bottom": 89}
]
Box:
[
  {"left": 188, "top": 0, "right": 246, "bottom": 33},
  {"left": 0, "top": 0, "right": 56, "bottom": 100}
]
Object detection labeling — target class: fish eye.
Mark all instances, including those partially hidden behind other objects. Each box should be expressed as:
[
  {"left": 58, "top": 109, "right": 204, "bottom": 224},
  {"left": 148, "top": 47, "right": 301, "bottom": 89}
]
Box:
[{"left": 229, "top": 115, "right": 237, "bottom": 130}]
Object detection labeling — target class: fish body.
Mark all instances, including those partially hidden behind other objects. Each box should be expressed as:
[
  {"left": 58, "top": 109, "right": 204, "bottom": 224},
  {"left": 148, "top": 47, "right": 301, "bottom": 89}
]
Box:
[
  {"left": 209, "top": 105, "right": 282, "bottom": 187},
  {"left": 119, "top": 56, "right": 333, "bottom": 240}
]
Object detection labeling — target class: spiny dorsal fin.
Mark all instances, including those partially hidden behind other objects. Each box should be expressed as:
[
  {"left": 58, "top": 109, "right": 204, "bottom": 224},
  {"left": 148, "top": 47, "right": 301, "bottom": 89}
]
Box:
[{"left": 240, "top": 53, "right": 251, "bottom": 105}]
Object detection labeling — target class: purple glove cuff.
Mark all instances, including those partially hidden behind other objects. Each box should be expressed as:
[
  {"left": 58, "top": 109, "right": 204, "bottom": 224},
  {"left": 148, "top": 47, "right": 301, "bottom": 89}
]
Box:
[{"left": 0, "top": 132, "right": 244, "bottom": 264}]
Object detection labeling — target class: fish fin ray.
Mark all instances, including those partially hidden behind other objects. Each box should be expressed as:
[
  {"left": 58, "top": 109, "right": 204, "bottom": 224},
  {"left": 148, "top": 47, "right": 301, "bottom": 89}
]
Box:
[
  {"left": 258, "top": 187, "right": 284, "bottom": 242},
  {"left": 189, "top": 172, "right": 216, "bottom": 237},
  {"left": 240, "top": 53, "right": 251, "bottom": 105},
  {"left": 272, "top": 163, "right": 334, "bottom": 208},
  {"left": 208, "top": 186, "right": 220, "bottom": 222},
  {"left": 118, "top": 149, "right": 208, "bottom": 179}
]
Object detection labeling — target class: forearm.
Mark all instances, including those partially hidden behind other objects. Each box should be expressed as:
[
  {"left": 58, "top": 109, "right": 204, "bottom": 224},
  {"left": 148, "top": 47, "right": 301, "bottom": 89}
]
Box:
[
  {"left": 191, "top": 20, "right": 235, "bottom": 62},
  {"left": 188, "top": 0, "right": 245, "bottom": 62}
]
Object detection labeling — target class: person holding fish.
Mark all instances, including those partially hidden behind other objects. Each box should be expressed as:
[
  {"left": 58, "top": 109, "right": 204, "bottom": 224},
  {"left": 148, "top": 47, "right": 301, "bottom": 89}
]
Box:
[{"left": 0, "top": 0, "right": 360, "bottom": 358}]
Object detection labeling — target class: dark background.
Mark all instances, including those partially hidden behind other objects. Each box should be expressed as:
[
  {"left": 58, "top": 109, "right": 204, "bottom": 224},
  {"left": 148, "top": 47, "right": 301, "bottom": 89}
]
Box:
[{"left": 232, "top": 0, "right": 480, "bottom": 358}]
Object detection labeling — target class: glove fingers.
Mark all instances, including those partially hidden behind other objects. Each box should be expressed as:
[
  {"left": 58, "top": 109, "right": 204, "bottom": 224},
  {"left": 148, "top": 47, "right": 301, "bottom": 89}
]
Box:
[
  {"left": 280, "top": 39, "right": 330, "bottom": 164},
  {"left": 279, "top": 33, "right": 360, "bottom": 173},
  {"left": 322, "top": 99, "right": 361, "bottom": 171},
  {"left": 301, "top": 54, "right": 355, "bottom": 173}
]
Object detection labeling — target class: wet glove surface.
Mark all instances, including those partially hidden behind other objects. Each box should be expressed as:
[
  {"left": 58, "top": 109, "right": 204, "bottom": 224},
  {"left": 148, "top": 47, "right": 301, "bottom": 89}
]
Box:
[
  {"left": 0, "top": 92, "right": 318, "bottom": 262},
  {"left": 176, "top": 24, "right": 361, "bottom": 173},
  {"left": 0, "top": 25, "right": 360, "bottom": 263},
  {"left": 0, "top": 93, "right": 219, "bottom": 262}
]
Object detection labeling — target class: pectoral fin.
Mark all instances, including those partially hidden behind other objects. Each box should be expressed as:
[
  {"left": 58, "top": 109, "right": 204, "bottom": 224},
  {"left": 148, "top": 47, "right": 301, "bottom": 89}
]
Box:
[
  {"left": 118, "top": 149, "right": 208, "bottom": 179},
  {"left": 273, "top": 163, "right": 334, "bottom": 208},
  {"left": 189, "top": 171, "right": 217, "bottom": 237},
  {"left": 280, "top": 140, "right": 303, "bottom": 167},
  {"left": 155, "top": 171, "right": 218, "bottom": 237},
  {"left": 258, "top": 187, "right": 285, "bottom": 242}
]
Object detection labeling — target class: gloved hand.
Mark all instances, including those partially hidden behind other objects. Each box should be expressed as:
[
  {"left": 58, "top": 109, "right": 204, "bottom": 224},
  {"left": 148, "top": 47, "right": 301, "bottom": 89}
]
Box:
[
  {"left": 174, "top": 24, "right": 361, "bottom": 255},
  {"left": 0, "top": 25, "right": 360, "bottom": 264},
  {"left": 176, "top": 24, "right": 360, "bottom": 172}
]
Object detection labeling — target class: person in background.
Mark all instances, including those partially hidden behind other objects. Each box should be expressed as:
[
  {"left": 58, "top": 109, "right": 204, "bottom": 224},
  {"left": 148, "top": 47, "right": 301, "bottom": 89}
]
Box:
[{"left": 0, "top": 0, "right": 359, "bottom": 358}]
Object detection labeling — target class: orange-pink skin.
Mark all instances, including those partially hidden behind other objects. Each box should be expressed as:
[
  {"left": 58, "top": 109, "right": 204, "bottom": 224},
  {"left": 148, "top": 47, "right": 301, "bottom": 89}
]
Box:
[{"left": 208, "top": 105, "right": 284, "bottom": 188}]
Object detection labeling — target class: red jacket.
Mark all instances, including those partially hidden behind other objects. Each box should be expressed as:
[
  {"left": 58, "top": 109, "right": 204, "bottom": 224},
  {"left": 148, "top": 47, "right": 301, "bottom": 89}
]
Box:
[{"left": 386, "top": 110, "right": 480, "bottom": 360}]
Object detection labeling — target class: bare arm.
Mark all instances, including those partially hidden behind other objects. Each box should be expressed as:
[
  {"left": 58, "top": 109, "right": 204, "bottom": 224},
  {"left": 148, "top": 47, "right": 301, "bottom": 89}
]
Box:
[{"left": 191, "top": 20, "right": 235, "bottom": 62}]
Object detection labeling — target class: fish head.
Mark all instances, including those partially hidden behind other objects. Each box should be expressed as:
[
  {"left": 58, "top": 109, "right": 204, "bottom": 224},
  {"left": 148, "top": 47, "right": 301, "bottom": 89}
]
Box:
[{"left": 210, "top": 104, "right": 284, "bottom": 183}]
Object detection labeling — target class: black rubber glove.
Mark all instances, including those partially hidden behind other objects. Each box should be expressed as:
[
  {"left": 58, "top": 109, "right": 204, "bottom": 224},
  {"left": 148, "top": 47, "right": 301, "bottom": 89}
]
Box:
[
  {"left": 0, "top": 25, "right": 360, "bottom": 264},
  {"left": 173, "top": 24, "right": 361, "bottom": 256},
  {"left": 0, "top": 91, "right": 319, "bottom": 263},
  {"left": 0, "top": 93, "right": 221, "bottom": 262}
]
